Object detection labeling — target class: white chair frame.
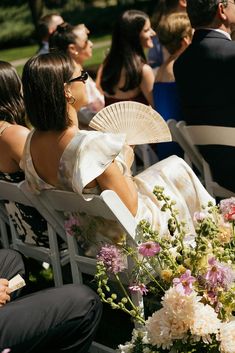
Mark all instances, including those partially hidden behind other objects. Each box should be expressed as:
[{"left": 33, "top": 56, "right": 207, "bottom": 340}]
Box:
[
  {"left": 168, "top": 120, "right": 235, "bottom": 198},
  {"left": 32, "top": 188, "right": 142, "bottom": 353},
  {"left": 37, "top": 189, "right": 141, "bottom": 298},
  {"left": 0, "top": 180, "right": 69, "bottom": 286}
]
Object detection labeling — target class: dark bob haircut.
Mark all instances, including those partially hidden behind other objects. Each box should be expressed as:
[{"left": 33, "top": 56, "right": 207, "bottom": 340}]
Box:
[
  {"left": 0, "top": 61, "right": 25, "bottom": 125},
  {"left": 22, "top": 52, "right": 74, "bottom": 131}
]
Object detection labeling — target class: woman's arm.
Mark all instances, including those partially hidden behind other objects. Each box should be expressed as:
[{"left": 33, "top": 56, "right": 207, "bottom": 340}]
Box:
[
  {"left": 96, "top": 160, "right": 138, "bottom": 216},
  {"left": 140, "top": 63, "right": 155, "bottom": 107}
]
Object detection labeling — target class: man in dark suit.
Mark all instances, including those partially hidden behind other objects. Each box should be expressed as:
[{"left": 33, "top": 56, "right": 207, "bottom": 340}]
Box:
[
  {"left": 0, "top": 249, "right": 102, "bottom": 353},
  {"left": 174, "top": 0, "right": 235, "bottom": 193}
]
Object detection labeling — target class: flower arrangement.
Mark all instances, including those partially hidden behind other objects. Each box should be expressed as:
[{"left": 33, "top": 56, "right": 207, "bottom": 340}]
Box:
[{"left": 95, "top": 187, "right": 235, "bottom": 353}]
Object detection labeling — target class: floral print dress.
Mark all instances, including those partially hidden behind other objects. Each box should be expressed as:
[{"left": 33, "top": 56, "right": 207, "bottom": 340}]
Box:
[{"left": 0, "top": 170, "right": 49, "bottom": 246}]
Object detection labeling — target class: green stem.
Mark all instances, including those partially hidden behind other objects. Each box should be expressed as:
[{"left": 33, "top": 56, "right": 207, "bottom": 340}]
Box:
[{"left": 115, "top": 274, "right": 145, "bottom": 324}]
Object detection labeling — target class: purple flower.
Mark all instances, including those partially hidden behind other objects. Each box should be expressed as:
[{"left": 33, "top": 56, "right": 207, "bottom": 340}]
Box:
[
  {"left": 1, "top": 349, "right": 11, "bottom": 353},
  {"left": 205, "top": 257, "right": 235, "bottom": 290},
  {"left": 129, "top": 283, "right": 148, "bottom": 295},
  {"left": 97, "top": 244, "right": 126, "bottom": 274},
  {"left": 138, "top": 241, "right": 161, "bottom": 257},
  {"left": 173, "top": 270, "right": 196, "bottom": 295},
  {"left": 64, "top": 216, "right": 80, "bottom": 236}
]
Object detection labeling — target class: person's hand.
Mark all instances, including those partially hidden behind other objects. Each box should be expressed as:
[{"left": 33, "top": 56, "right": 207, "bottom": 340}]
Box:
[
  {"left": 0, "top": 279, "right": 10, "bottom": 307},
  {"left": 123, "top": 144, "right": 135, "bottom": 170}
]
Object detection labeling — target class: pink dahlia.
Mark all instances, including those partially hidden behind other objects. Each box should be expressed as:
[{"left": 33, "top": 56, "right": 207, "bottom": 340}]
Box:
[
  {"left": 205, "top": 257, "right": 235, "bottom": 290},
  {"left": 129, "top": 283, "right": 148, "bottom": 295},
  {"left": 173, "top": 269, "right": 196, "bottom": 295},
  {"left": 138, "top": 241, "right": 161, "bottom": 257}
]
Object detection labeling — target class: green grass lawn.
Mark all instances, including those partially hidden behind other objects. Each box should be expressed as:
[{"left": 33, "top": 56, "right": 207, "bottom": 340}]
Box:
[
  {"left": 0, "top": 45, "right": 38, "bottom": 62},
  {"left": 0, "top": 34, "right": 110, "bottom": 76}
]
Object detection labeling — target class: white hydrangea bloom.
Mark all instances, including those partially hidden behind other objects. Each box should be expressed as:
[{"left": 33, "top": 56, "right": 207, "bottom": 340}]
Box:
[
  {"left": 146, "top": 307, "right": 173, "bottom": 349},
  {"left": 190, "top": 302, "right": 221, "bottom": 343},
  {"left": 117, "top": 343, "right": 134, "bottom": 353},
  {"left": 219, "top": 320, "right": 235, "bottom": 353}
]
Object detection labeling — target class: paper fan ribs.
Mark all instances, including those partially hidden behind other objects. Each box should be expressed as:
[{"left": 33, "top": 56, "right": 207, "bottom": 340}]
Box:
[{"left": 89, "top": 101, "right": 172, "bottom": 145}]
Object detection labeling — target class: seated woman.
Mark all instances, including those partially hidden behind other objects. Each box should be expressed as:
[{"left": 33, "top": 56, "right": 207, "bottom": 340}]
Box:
[
  {"left": 49, "top": 22, "right": 104, "bottom": 127},
  {"left": 21, "top": 53, "right": 214, "bottom": 257},
  {"left": 0, "top": 61, "right": 48, "bottom": 246},
  {"left": 153, "top": 12, "right": 193, "bottom": 159},
  {"left": 96, "top": 10, "right": 156, "bottom": 107}
]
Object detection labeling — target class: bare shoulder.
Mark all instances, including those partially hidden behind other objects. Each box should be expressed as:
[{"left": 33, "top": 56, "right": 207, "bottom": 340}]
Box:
[
  {"left": 1, "top": 125, "right": 30, "bottom": 145},
  {"left": 142, "top": 63, "right": 155, "bottom": 77}
]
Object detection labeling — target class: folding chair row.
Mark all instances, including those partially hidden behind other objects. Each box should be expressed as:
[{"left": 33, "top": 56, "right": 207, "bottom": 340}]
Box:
[
  {"left": 167, "top": 119, "right": 235, "bottom": 198},
  {"left": 0, "top": 179, "right": 143, "bottom": 305}
]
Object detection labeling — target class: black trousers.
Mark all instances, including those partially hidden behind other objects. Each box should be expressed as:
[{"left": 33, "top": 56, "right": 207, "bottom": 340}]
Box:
[{"left": 0, "top": 249, "right": 102, "bottom": 353}]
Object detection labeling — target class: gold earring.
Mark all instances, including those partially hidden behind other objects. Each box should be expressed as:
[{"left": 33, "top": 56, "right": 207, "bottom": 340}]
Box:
[{"left": 68, "top": 96, "right": 76, "bottom": 105}]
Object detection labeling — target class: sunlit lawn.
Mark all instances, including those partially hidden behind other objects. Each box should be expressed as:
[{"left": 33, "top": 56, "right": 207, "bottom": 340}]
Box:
[{"left": 0, "top": 34, "right": 110, "bottom": 76}]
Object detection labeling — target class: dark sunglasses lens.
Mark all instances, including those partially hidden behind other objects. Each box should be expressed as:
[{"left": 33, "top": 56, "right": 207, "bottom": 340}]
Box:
[
  {"left": 69, "top": 72, "right": 88, "bottom": 83},
  {"left": 82, "top": 72, "right": 88, "bottom": 81}
]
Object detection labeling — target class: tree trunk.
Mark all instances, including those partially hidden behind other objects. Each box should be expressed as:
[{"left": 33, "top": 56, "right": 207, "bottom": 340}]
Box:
[{"left": 28, "top": 0, "right": 44, "bottom": 27}]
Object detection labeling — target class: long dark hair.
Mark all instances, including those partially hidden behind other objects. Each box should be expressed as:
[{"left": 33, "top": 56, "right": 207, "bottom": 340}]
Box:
[
  {"left": 0, "top": 61, "right": 25, "bottom": 125},
  {"left": 101, "top": 10, "right": 149, "bottom": 95},
  {"left": 22, "top": 52, "right": 74, "bottom": 131}
]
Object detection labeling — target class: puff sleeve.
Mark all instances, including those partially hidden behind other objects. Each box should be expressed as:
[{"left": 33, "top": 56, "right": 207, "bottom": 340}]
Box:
[{"left": 70, "top": 131, "right": 126, "bottom": 195}]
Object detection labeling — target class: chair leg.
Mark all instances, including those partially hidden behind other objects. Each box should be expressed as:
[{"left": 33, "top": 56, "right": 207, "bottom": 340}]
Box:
[
  {"left": 67, "top": 234, "right": 83, "bottom": 284},
  {"left": 47, "top": 224, "right": 64, "bottom": 287}
]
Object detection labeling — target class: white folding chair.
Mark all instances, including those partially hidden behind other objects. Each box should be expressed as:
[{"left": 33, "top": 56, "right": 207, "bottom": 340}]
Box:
[
  {"left": 38, "top": 190, "right": 139, "bottom": 292},
  {"left": 167, "top": 119, "right": 203, "bottom": 174},
  {"left": 36, "top": 188, "right": 142, "bottom": 353},
  {"left": 0, "top": 180, "right": 69, "bottom": 286},
  {"left": 173, "top": 122, "right": 235, "bottom": 198}
]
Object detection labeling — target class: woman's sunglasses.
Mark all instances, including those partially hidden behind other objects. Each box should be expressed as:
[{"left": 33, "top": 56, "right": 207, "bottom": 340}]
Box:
[{"left": 68, "top": 71, "right": 88, "bottom": 84}]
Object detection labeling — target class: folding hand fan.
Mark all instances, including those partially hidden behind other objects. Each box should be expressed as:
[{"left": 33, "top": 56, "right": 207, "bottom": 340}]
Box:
[{"left": 89, "top": 101, "right": 172, "bottom": 145}]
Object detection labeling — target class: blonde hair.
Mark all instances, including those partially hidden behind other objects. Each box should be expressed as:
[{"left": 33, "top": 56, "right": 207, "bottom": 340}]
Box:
[{"left": 157, "top": 12, "right": 192, "bottom": 54}]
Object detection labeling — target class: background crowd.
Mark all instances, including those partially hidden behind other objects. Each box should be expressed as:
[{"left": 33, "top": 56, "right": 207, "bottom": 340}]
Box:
[{"left": 1, "top": 0, "right": 235, "bottom": 351}]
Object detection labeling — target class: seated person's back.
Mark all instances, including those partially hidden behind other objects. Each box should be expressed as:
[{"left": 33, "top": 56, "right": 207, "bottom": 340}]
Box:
[
  {"left": 0, "top": 61, "right": 48, "bottom": 246},
  {"left": 21, "top": 52, "right": 214, "bottom": 258}
]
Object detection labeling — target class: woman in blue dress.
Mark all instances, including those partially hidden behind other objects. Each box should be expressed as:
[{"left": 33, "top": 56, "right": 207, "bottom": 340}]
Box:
[{"left": 153, "top": 12, "right": 193, "bottom": 159}]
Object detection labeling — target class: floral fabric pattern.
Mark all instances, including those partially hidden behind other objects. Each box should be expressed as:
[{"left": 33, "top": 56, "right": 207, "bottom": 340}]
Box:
[{"left": 0, "top": 171, "right": 48, "bottom": 246}]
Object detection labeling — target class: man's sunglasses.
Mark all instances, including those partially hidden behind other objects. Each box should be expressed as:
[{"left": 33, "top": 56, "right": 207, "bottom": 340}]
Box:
[{"left": 68, "top": 71, "right": 88, "bottom": 84}]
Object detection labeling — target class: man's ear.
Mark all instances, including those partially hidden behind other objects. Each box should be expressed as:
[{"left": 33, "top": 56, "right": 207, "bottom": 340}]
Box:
[
  {"left": 179, "top": 0, "right": 187, "bottom": 9},
  {"left": 217, "top": 2, "right": 227, "bottom": 21}
]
